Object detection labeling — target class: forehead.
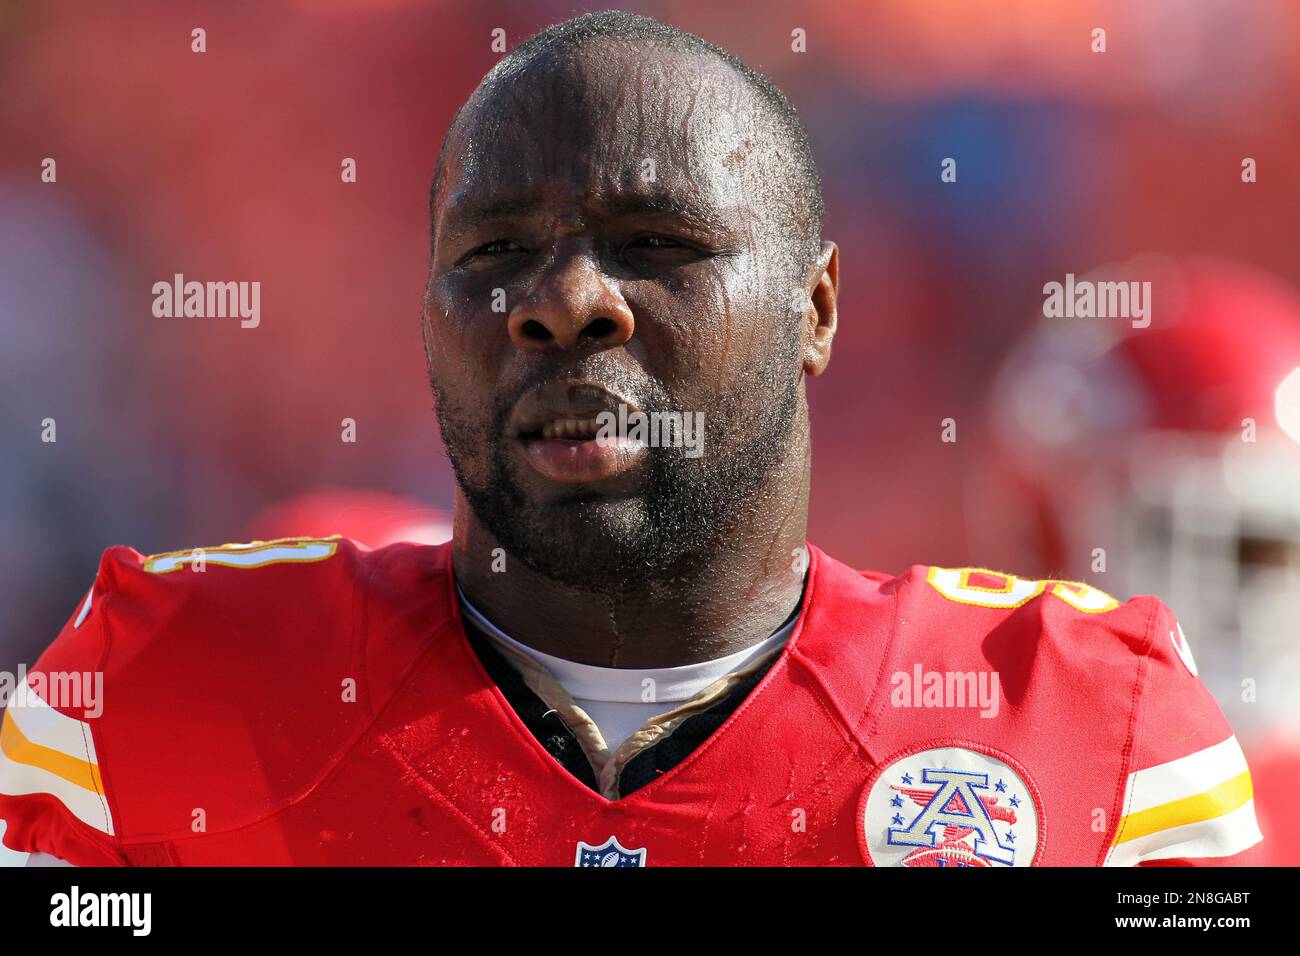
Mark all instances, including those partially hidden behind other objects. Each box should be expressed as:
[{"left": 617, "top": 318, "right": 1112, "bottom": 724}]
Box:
[{"left": 439, "top": 41, "right": 771, "bottom": 219}]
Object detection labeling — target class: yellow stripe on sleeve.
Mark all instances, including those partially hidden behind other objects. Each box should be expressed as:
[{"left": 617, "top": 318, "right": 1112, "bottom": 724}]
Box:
[
  {"left": 1114, "top": 769, "right": 1254, "bottom": 845},
  {"left": 1, "top": 710, "right": 104, "bottom": 796}
]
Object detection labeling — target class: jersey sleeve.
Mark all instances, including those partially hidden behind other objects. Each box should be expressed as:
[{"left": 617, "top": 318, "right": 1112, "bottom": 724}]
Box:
[
  {"left": 1104, "top": 599, "right": 1263, "bottom": 866},
  {"left": 0, "top": 561, "right": 125, "bottom": 867}
]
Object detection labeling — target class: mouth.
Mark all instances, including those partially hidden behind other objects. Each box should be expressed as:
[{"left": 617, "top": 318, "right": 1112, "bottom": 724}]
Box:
[{"left": 509, "top": 381, "right": 648, "bottom": 484}]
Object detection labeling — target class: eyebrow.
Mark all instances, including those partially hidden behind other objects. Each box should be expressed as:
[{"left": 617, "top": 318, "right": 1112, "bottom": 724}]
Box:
[
  {"left": 443, "top": 196, "right": 538, "bottom": 227},
  {"left": 441, "top": 191, "right": 726, "bottom": 236},
  {"left": 598, "top": 193, "right": 723, "bottom": 226}
]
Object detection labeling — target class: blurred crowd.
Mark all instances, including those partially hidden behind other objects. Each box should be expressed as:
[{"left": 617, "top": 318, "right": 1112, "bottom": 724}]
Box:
[{"left": 2, "top": 0, "right": 1299, "bottom": 861}]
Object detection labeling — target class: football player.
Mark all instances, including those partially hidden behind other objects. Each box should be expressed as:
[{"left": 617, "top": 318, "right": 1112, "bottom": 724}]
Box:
[{"left": 0, "top": 11, "right": 1261, "bottom": 867}]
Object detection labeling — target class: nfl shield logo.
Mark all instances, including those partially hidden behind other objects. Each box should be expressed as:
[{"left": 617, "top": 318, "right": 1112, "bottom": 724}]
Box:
[{"left": 574, "top": 835, "right": 647, "bottom": 867}]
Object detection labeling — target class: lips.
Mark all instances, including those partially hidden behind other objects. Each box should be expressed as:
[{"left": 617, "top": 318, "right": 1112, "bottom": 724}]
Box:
[{"left": 509, "top": 381, "right": 648, "bottom": 484}]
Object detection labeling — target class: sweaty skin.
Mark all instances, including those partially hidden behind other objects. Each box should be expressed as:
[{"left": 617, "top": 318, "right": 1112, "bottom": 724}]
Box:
[{"left": 424, "top": 38, "right": 838, "bottom": 668}]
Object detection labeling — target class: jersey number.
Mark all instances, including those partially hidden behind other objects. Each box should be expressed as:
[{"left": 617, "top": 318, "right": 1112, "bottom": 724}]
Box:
[{"left": 926, "top": 567, "right": 1119, "bottom": 613}]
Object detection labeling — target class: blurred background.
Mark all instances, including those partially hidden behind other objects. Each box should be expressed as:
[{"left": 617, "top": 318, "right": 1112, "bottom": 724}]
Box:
[{"left": 2, "top": 0, "right": 1298, "bottom": 861}]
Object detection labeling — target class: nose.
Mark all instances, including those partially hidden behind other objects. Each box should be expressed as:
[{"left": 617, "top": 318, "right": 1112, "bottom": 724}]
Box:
[{"left": 507, "top": 252, "right": 634, "bottom": 351}]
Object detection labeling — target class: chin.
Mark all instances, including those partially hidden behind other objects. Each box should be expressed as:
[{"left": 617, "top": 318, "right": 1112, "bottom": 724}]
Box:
[{"left": 502, "top": 502, "right": 702, "bottom": 593}]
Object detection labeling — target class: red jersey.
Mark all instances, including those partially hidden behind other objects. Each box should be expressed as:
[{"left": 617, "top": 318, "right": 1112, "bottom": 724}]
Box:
[{"left": 0, "top": 537, "right": 1262, "bottom": 866}]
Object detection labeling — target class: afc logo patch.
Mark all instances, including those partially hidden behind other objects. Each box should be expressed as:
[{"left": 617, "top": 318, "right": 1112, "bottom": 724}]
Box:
[
  {"left": 575, "top": 835, "right": 647, "bottom": 867},
  {"left": 858, "top": 741, "right": 1045, "bottom": 867}
]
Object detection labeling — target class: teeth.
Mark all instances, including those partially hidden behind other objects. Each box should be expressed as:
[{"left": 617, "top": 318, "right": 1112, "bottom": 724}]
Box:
[{"left": 541, "top": 418, "right": 598, "bottom": 440}]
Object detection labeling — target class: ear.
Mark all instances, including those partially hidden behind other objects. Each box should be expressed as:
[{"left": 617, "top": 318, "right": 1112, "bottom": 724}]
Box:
[{"left": 802, "top": 241, "right": 838, "bottom": 377}]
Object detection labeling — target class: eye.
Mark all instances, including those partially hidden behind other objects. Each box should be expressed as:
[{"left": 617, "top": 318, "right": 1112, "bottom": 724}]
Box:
[
  {"left": 619, "top": 234, "right": 705, "bottom": 269},
  {"left": 458, "top": 239, "right": 527, "bottom": 269}
]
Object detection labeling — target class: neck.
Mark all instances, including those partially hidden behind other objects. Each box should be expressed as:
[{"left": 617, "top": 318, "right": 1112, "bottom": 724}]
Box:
[{"left": 453, "top": 415, "right": 811, "bottom": 669}]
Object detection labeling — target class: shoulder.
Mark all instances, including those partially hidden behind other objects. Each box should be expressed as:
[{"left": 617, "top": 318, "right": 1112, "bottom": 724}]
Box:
[
  {"left": 877, "top": 562, "right": 1170, "bottom": 661},
  {"left": 1, "top": 536, "right": 455, "bottom": 857},
  {"left": 805, "top": 548, "right": 1169, "bottom": 699},
  {"left": 57, "top": 535, "right": 457, "bottom": 723},
  {"left": 879, "top": 562, "right": 1217, "bottom": 729},
  {"left": 50, "top": 535, "right": 451, "bottom": 668}
]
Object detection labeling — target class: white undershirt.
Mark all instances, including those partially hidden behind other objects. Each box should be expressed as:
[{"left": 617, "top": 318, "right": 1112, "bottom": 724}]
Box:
[{"left": 456, "top": 585, "right": 798, "bottom": 755}]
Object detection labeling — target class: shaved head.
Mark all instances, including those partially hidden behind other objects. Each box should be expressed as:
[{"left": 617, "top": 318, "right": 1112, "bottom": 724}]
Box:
[{"left": 431, "top": 10, "right": 823, "bottom": 280}]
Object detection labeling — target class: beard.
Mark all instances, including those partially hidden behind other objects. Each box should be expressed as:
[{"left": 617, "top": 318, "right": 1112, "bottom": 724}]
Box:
[{"left": 432, "top": 335, "right": 802, "bottom": 594}]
